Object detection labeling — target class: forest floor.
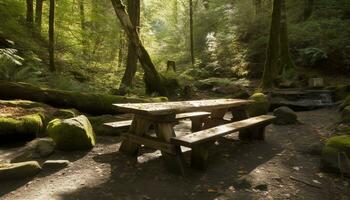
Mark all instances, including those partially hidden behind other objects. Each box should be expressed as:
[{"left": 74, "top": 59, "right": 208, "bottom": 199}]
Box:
[{"left": 1, "top": 108, "right": 350, "bottom": 200}]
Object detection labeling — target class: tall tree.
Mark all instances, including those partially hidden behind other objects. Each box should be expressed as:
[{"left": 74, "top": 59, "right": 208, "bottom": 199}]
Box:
[
  {"left": 110, "top": 0, "right": 167, "bottom": 96},
  {"left": 26, "top": 0, "right": 34, "bottom": 24},
  {"left": 79, "top": 0, "right": 87, "bottom": 56},
  {"left": 49, "top": 0, "right": 55, "bottom": 71},
  {"left": 261, "top": 0, "right": 282, "bottom": 89},
  {"left": 35, "top": 0, "right": 44, "bottom": 31},
  {"left": 261, "top": 0, "right": 295, "bottom": 89},
  {"left": 189, "top": 0, "right": 195, "bottom": 66},
  {"left": 303, "top": 0, "right": 314, "bottom": 20},
  {"left": 279, "top": 0, "right": 295, "bottom": 78},
  {"left": 119, "top": 0, "right": 141, "bottom": 94}
]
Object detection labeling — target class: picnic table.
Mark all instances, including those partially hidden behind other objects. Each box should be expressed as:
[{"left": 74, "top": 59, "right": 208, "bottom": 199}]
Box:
[{"left": 113, "top": 99, "right": 274, "bottom": 174}]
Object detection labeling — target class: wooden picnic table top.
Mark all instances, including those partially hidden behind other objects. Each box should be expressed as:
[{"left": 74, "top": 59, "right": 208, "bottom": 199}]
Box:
[{"left": 113, "top": 99, "right": 253, "bottom": 116}]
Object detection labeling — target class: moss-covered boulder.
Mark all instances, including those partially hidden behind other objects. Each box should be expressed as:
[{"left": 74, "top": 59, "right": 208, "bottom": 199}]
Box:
[
  {"left": 273, "top": 106, "right": 298, "bottom": 125},
  {"left": 0, "top": 113, "right": 44, "bottom": 142},
  {"left": 336, "top": 124, "right": 350, "bottom": 135},
  {"left": 0, "top": 161, "right": 41, "bottom": 180},
  {"left": 334, "top": 84, "right": 350, "bottom": 101},
  {"left": 53, "top": 109, "right": 79, "bottom": 119},
  {"left": 47, "top": 115, "right": 96, "bottom": 151},
  {"left": 247, "top": 93, "right": 270, "bottom": 117},
  {"left": 321, "top": 135, "right": 350, "bottom": 174}
]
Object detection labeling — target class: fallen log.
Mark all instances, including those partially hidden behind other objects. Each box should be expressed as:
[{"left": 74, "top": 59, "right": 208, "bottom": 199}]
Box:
[{"left": 0, "top": 81, "right": 166, "bottom": 115}]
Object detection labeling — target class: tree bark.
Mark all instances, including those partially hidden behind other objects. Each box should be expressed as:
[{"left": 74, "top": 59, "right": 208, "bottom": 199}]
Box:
[
  {"left": 35, "top": 0, "right": 43, "bottom": 31},
  {"left": 189, "top": 0, "right": 195, "bottom": 66},
  {"left": 261, "top": 0, "right": 282, "bottom": 89},
  {"left": 119, "top": 0, "right": 141, "bottom": 94},
  {"left": 254, "top": 0, "right": 262, "bottom": 16},
  {"left": 110, "top": 0, "right": 167, "bottom": 96},
  {"left": 26, "top": 0, "right": 34, "bottom": 24},
  {"left": 303, "top": 0, "right": 314, "bottom": 20},
  {"left": 279, "top": 0, "right": 295, "bottom": 78},
  {"left": 79, "top": 0, "right": 88, "bottom": 56},
  {"left": 0, "top": 81, "right": 153, "bottom": 115},
  {"left": 49, "top": 0, "right": 55, "bottom": 71}
]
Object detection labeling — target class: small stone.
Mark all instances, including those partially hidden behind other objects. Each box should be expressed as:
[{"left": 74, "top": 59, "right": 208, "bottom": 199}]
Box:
[
  {"left": 273, "top": 106, "right": 298, "bottom": 125},
  {"left": 42, "top": 160, "right": 70, "bottom": 170}
]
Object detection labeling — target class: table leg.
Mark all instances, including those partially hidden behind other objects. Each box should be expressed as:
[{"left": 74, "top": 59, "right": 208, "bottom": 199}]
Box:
[
  {"left": 119, "top": 116, "right": 152, "bottom": 156},
  {"left": 230, "top": 107, "right": 254, "bottom": 140},
  {"left": 191, "top": 141, "right": 213, "bottom": 170},
  {"left": 190, "top": 115, "right": 209, "bottom": 132},
  {"left": 203, "top": 108, "right": 228, "bottom": 129},
  {"left": 154, "top": 122, "right": 186, "bottom": 175}
]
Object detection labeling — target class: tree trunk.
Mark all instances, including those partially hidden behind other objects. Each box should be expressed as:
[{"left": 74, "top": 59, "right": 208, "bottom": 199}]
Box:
[
  {"left": 49, "top": 0, "right": 55, "bottom": 71},
  {"left": 189, "top": 0, "right": 195, "bottom": 66},
  {"left": 0, "top": 81, "right": 153, "bottom": 115},
  {"left": 119, "top": 0, "right": 141, "bottom": 94},
  {"left": 279, "top": 0, "right": 295, "bottom": 78},
  {"left": 261, "top": 0, "right": 282, "bottom": 89},
  {"left": 26, "top": 0, "right": 34, "bottom": 24},
  {"left": 110, "top": 0, "right": 167, "bottom": 96},
  {"left": 303, "top": 0, "right": 314, "bottom": 20},
  {"left": 79, "top": 0, "right": 88, "bottom": 56},
  {"left": 117, "top": 31, "right": 125, "bottom": 69},
  {"left": 35, "top": 0, "right": 43, "bottom": 31},
  {"left": 254, "top": 0, "right": 262, "bottom": 16}
]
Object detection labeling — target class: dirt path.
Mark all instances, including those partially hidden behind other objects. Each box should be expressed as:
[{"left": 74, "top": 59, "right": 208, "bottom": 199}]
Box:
[{"left": 1, "top": 108, "right": 349, "bottom": 200}]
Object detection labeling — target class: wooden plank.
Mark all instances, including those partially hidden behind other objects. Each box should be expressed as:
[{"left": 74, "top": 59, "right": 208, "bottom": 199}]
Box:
[
  {"left": 104, "top": 112, "right": 211, "bottom": 129},
  {"left": 119, "top": 116, "right": 152, "bottom": 156},
  {"left": 171, "top": 115, "right": 276, "bottom": 147},
  {"left": 176, "top": 111, "right": 210, "bottom": 120},
  {"left": 113, "top": 99, "right": 253, "bottom": 116},
  {"left": 104, "top": 120, "right": 132, "bottom": 128},
  {"left": 154, "top": 122, "right": 186, "bottom": 175},
  {"left": 122, "top": 134, "right": 177, "bottom": 155}
]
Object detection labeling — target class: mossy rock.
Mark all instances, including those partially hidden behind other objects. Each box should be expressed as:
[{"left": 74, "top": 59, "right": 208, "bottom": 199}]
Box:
[
  {"left": 341, "top": 106, "right": 350, "bottom": 123},
  {"left": 273, "top": 106, "right": 298, "bottom": 125},
  {"left": 47, "top": 115, "right": 96, "bottom": 151},
  {"left": 0, "top": 161, "right": 41, "bottom": 180},
  {"left": 0, "top": 113, "right": 44, "bottom": 142},
  {"left": 321, "top": 135, "right": 350, "bottom": 173},
  {"left": 0, "top": 100, "right": 48, "bottom": 109},
  {"left": 334, "top": 84, "right": 350, "bottom": 101},
  {"left": 247, "top": 93, "right": 270, "bottom": 117},
  {"left": 53, "top": 109, "right": 79, "bottom": 119}
]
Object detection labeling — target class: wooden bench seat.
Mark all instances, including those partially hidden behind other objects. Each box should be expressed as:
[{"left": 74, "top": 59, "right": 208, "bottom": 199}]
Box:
[
  {"left": 104, "top": 111, "right": 211, "bottom": 131},
  {"left": 171, "top": 115, "right": 276, "bottom": 169}
]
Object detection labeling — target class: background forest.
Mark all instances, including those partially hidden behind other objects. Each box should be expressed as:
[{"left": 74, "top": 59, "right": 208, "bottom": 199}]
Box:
[{"left": 1, "top": 0, "right": 350, "bottom": 98}]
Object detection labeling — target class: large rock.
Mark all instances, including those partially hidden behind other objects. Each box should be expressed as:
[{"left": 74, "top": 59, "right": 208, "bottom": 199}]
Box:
[
  {"left": 53, "top": 109, "right": 79, "bottom": 119},
  {"left": 273, "top": 106, "right": 298, "bottom": 125},
  {"left": 47, "top": 115, "right": 96, "bottom": 151},
  {"left": 0, "top": 113, "right": 44, "bottom": 142},
  {"left": 336, "top": 124, "right": 350, "bottom": 135},
  {"left": 321, "top": 135, "right": 350, "bottom": 175},
  {"left": 247, "top": 93, "right": 270, "bottom": 117},
  {"left": 341, "top": 106, "right": 350, "bottom": 123},
  {"left": 11, "top": 138, "right": 55, "bottom": 163},
  {"left": 0, "top": 161, "right": 41, "bottom": 180}
]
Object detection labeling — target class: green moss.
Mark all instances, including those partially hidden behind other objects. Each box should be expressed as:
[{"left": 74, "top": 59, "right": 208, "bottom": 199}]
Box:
[
  {"left": 0, "top": 113, "right": 43, "bottom": 138},
  {"left": 247, "top": 93, "right": 270, "bottom": 117},
  {"left": 0, "top": 100, "right": 48, "bottom": 109},
  {"left": 53, "top": 109, "right": 78, "bottom": 119},
  {"left": 321, "top": 135, "right": 350, "bottom": 172},
  {"left": 334, "top": 84, "right": 350, "bottom": 101},
  {"left": 47, "top": 115, "right": 96, "bottom": 151}
]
